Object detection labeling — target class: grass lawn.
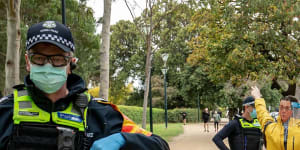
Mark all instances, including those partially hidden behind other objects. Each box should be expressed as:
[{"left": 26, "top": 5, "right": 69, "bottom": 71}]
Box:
[{"left": 146, "top": 123, "right": 184, "bottom": 142}]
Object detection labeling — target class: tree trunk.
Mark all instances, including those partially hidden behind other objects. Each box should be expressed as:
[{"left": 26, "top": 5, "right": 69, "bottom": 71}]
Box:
[
  {"left": 142, "top": 2, "right": 153, "bottom": 129},
  {"left": 272, "top": 79, "right": 297, "bottom": 97},
  {"left": 296, "top": 82, "right": 300, "bottom": 100},
  {"left": 99, "top": 0, "right": 111, "bottom": 100},
  {"left": 5, "top": 0, "right": 21, "bottom": 95}
]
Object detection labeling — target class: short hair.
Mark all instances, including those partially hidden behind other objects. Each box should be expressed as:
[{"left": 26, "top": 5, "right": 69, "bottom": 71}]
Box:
[
  {"left": 280, "top": 95, "right": 298, "bottom": 108},
  {"left": 280, "top": 95, "right": 298, "bottom": 103}
]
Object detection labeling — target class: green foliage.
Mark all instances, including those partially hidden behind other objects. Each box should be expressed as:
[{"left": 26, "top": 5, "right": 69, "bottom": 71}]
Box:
[
  {"left": 0, "top": 0, "right": 99, "bottom": 95},
  {"left": 218, "top": 83, "right": 248, "bottom": 109},
  {"left": 118, "top": 105, "right": 164, "bottom": 123},
  {"left": 169, "top": 108, "right": 200, "bottom": 123},
  {"left": 179, "top": 65, "right": 223, "bottom": 108},
  {"left": 2, "top": 0, "right": 296, "bottom": 110},
  {"left": 125, "top": 89, "right": 144, "bottom": 106},
  {"left": 260, "top": 83, "right": 282, "bottom": 110},
  {"left": 118, "top": 105, "right": 200, "bottom": 123},
  {"left": 109, "top": 1, "right": 199, "bottom": 107},
  {"left": 109, "top": 20, "right": 145, "bottom": 103},
  {"left": 187, "top": 0, "right": 300, "bottom": 85}
]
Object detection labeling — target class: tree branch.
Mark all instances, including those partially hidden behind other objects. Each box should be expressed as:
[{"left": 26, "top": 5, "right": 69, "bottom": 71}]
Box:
[{"left": 124, "top": 0, "right": 147, "bottom": 41}]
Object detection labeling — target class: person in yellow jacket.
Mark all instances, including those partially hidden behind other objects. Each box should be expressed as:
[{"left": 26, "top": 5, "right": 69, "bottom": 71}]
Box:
[{"left": 251, "top": 86, "right": 299, "bottom": 150}]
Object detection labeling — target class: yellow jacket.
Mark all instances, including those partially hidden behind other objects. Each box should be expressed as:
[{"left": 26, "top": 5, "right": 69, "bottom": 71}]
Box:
[{"left": 255, "top": 98, "right": 300, "bottom": 150}]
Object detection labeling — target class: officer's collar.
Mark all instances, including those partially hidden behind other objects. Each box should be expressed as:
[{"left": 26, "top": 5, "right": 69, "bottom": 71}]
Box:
[
  {"left": 242, "top": 117, "right": 255, "bottom": 123},
  {"left": 235, "top": 115, "right": 254, "bottom": 123}
]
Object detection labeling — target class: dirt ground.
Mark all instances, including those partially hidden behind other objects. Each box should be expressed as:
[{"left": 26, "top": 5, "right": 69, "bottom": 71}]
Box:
[{"left": 168, "top": 122, "right": 229, "bottom": 150}]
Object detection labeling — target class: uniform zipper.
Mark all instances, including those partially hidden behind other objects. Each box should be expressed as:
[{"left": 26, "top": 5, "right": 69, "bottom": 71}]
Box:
[
  {"left": 50, "top": 103, "right": 55, "bottom": 123},
  {"left": 293, "top": 136, "right": 295, "bottom": 150}
]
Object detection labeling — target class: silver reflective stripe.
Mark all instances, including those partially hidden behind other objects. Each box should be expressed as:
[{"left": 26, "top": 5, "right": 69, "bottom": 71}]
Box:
[
  {"left": 243, "top": 101, "right": 255, "bottom": 106},
  {"left": 19, "top": 111, "right": 39, "bottom": 116},
  {"left": 0, "top": 97, "right": 8, "bottom": 103},
  {"left": 93, "top": 97, "right": 108, "bottom": 102},
  {"left": 18, "top": 90, "right": 28, "bottom": 97},
  {"left": 19, "top": 101, "right": 32, "bottom": 109}
]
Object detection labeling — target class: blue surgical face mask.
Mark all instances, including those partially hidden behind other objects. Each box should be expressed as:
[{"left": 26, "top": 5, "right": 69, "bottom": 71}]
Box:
[
  {"left": 30, "top": 63, "right": 67, "bottom": 94},
  {"left": 250, "top": 108, "right": 257, "bottom": 118}
]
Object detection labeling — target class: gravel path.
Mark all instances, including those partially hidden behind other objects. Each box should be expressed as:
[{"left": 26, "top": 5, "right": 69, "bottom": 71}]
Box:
[{"left": 169, "top": 123, "right": 228, "bottom": 150}]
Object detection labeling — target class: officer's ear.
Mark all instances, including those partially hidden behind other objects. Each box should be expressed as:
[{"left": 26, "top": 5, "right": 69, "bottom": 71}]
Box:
[
  {"left": 70, "top": 62, "right": 77, "bottom": 70},
  {"left": 68, "top": 57, "right": 78, "bottom": 74},
  {"left": 25, "top": 53, "right": 31, "bottom": 72}
]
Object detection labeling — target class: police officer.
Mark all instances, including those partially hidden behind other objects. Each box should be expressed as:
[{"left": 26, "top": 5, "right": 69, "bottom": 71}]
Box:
[
  {"left": 0, "top": 21, "right": 169, "bottom": 150},
  {"left": 212, "top": 96, "right": 262, "bottom": 150}
]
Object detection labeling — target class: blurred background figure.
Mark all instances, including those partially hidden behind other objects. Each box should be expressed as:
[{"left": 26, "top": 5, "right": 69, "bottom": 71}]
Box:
[
  {"left": 180, "top": 111, "right": 187, "bottom": 125},
  {"left": 213, "top": 111, "right": 221, "bottom": 132},
  {"left": 202, "top": 108, "right": 210, "bottom": 132}
]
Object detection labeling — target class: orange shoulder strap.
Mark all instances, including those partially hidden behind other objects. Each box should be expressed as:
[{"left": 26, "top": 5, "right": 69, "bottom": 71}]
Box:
[{"left": 96, "top": 100, "right": 152, "bottom": 136}]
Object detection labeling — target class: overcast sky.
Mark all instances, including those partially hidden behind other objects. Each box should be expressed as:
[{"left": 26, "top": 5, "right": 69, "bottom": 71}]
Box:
[{"left": 87, "top": 0, "right": 145, "bottom": 32}]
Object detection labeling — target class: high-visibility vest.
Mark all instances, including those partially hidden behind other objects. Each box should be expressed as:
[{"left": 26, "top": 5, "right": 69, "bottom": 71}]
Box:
[
  {"left": 13, "top": 89, "right": 152, "bottom": 136},
  {"left": 13, "top": 89, "right": 88, "bottom": 131}
]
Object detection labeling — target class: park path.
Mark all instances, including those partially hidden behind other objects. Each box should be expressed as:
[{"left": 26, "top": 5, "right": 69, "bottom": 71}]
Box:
[{"left": 168, "top": 122, "right": 228, "bottom": 150}]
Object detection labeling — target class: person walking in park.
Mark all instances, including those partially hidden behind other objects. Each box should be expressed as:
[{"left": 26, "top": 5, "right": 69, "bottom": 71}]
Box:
[
  {"left": 213, "top": 111, "right": 221, "bottom": 132},
  {"left": 180, "top": 111, "right": 187, "bottom": 125},
  {"left": 202, "top": 108, "right": 210, "bottom": 132},
  {"left": 212, "top": 96, "right": 262, "bottom": 150},
  {"left": 0, "top": 21, "right": 169, "bottom": 150},
  {"left": 251, "top": 86, "right": 300, "bottom": 150}
]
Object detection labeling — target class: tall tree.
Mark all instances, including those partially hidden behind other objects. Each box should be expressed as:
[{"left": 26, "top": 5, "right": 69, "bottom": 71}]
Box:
[
  {"left": 141, "top": 0, "right": 154, "bottom": 129},
  {"left": 0, "top": 0, "right": 7, "bottom": 95},
  {"left": 124, "top": 0, "right": 155, "bottom": 129},
  {"left": 99, "top": 0, "right": 111, "bottom": 100},
  {"left": 5, "top": 0, "right": 21, "bottom": 95}
]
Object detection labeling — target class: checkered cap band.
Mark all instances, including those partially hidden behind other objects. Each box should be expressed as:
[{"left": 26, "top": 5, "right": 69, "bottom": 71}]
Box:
[
  {"left": 26, "top": 33, "right": 75, "bottom": 51},
  {"left": 26, "top": 21, "right": 75, "bottom": 52}
]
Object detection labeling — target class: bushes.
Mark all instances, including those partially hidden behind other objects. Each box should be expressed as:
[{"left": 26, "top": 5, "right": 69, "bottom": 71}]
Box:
[
  {"left": 170, "top": 108, "right": 199, "bottom": 123},
  {"left": 118, "top": 105, "right": 201, "bottom": 123}
]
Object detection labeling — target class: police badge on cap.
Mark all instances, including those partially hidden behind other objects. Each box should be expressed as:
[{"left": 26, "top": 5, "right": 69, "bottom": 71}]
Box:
[{"left": 42, "top": 21, "right": 56, "bottom": 29}]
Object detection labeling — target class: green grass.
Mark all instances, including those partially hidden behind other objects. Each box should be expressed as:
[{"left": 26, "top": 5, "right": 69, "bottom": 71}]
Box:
[{"left": 145, "top": 123, "right": 184, "bottom": 142}]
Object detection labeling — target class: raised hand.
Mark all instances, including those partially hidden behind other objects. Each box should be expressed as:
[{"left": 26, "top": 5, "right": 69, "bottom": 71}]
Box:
[{"left": 251, "top": 86, "right": 262, "bottom": 99}]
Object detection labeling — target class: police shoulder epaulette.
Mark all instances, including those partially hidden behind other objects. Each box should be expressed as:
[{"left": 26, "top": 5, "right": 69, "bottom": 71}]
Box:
[
  {"left": 234, "top": 114, "right": 242, "bottom": 120},
  {"left": 12, "top": 84, "right": 26, "bottom": 91},
  {"left": 235, "top": 114, "right": 241, "bottom": 118},
  {"left": 0, "top": 96, "right": 11, "bottom": 104},
  {"left": 93, "top": 97, "right": 109, "bottom": 102}
]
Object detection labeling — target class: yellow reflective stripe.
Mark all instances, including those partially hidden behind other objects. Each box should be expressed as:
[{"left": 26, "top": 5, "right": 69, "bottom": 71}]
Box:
[
  {"left": 83, "top": 92, "right": 91, "bottom": 128},
  {"left": 239, "top": 118, "right": 261, "bottom": 129},
  {"left": 13, "top": 90, "right": 50, "bottom": 124},
  {"left": 13, "top": 90, "right": 91, "bottom": 132}
]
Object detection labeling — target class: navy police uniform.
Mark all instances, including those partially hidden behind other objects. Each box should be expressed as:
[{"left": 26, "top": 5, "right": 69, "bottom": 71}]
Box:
[{"left": 212, "top": 115, "right": 262, "bottom": 150}]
